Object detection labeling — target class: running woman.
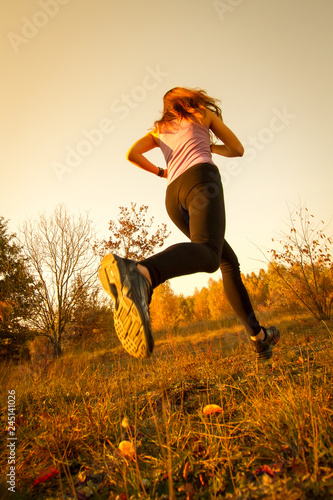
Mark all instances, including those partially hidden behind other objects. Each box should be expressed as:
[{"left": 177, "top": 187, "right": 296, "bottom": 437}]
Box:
[{"left": 99, "top": 87, "right": 280, "bottom": 360}]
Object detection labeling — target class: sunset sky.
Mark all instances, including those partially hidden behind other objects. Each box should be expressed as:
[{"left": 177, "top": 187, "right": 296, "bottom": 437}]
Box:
[{"left": 2, "top": 0, "right": 333, "bottom": 295}]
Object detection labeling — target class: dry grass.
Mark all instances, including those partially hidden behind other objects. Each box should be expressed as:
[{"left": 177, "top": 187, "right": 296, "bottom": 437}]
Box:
[{"left": 1, "top": 312, "right": 333, "bottom": 499}]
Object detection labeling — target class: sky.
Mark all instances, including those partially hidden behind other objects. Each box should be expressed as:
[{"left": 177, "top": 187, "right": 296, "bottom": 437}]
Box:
[{"left": 2, "top": 0, "right": 333, "bottom": 296}]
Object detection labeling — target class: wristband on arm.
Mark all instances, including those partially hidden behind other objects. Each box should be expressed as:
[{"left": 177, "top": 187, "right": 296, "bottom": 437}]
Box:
[{"left": 157, "top": 167, "right": 165, "bottom": 177}]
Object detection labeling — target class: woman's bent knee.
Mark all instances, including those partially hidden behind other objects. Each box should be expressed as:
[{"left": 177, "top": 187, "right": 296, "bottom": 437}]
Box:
[
  {"left": 196, "top": 242, "right": 222, "bottom": 274},
  {"left": 203, "top": 252, "right": 221, "bottom": 274}
]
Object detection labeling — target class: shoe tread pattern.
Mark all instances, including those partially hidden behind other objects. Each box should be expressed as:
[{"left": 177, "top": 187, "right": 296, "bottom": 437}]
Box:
[{"left": 99, "top": 254, "right": 152, "bottom": 359}]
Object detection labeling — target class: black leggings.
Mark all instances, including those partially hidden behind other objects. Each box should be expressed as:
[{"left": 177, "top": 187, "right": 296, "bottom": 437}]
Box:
[{"left": 141, "top": 163, "right": 261, "bottom": 335}]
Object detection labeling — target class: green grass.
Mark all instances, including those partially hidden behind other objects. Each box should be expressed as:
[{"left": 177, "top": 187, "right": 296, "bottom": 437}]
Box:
[{"left": 1, "top": 312, "right": 333, "bottom": 499}]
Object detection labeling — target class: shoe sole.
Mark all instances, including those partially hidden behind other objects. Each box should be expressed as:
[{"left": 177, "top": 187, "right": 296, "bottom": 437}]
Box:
[{"left": 99, "top": 254, "right": 153, "bottom": 359}]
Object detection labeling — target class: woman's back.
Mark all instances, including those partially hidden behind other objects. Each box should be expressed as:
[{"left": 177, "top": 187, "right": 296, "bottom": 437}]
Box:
[{"left": 157, "top": 119, "right": 214, "bottom": 184}]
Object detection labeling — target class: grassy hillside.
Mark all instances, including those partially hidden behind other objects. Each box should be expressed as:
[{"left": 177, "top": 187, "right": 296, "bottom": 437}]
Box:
[{"left": 1, "top": 312, "right": 333, "bottom": 499}]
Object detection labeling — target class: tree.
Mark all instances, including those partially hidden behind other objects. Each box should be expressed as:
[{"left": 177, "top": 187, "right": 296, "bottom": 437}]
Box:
[
  {"left": 193, "top": 286, "right": 210, "bottom": 322},
  {"left": 0, "top": 217, "right": 35, "bottom": 359},
  {"left": 207, "top": 277, "right": 233, "bottom": 320},
  {"left": 150, "top": 282, "right": 195, "bottom": 332},
  {"left": 95, "top": 203, "right": 170, "bottom": 260},
  {"left": 150, "top": 281, "right": 180, "bottom": 331},
  {"left": 20, "top": 205, "right": 98, "bottom": 356},
  {"left": 242, "top": 269, "right": 269, "bottom": 309},
  {"left": 269, "top": 204, "right": 333, "bottom": 320},
  {"left": 177, "top": 294, "right": 195, "bottom": 326},
  {"left": 66, "top": 275, "right": 114, "bottom": 348}
]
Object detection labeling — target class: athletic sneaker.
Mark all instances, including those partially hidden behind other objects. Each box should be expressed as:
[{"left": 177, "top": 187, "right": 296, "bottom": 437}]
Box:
[
  {"left": 99, "top": 253, "right": 154, "bottom": 359},
  {"left": 251, "top": 326, "right": 280, "bottom": 360}
]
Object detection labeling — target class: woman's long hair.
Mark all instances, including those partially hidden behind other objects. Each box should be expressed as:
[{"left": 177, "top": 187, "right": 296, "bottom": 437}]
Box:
[{"left": 154, "top": 87, "right": 222, "bottom": 133}]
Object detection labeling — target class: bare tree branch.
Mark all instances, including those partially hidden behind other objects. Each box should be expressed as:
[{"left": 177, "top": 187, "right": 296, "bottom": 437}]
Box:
[{"left": 19, "top": 204, "right": 98, "bottom": 356}]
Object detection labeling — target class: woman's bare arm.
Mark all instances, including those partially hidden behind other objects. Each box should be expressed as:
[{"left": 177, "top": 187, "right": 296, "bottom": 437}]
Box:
[
  {"left": 126, "top": 132, "right": 167, "bottom": 177},
  {"left": 206, "top": 109, "right": 244, "bottom": 157}
]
